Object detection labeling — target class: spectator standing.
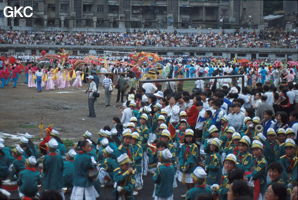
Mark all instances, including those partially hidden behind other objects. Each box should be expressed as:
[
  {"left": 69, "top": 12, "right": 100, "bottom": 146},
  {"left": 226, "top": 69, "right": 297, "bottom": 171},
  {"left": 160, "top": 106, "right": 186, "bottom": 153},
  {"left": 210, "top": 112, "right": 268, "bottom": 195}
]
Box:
[{"left": 102, "top": 74, "right": 113, "bottom": 107}]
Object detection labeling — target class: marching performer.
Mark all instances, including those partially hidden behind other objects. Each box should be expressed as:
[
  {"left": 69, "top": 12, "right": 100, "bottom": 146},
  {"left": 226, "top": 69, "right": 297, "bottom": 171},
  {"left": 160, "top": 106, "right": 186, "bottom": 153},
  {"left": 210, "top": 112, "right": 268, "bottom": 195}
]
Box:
[
  {"left": 131, "top": 132, "right": 143, "bottom": 194},
  {"left": 153, "top": 148, "right": 175, "bottom": 200},
  {"left": 42, "top": 138, "right": 64, "bottom": 199},
  {"left": 185, "top": 166, "right": 212, "bottom": 200},
  {"left": 114, "top": 153, "right": 136, "bottom": 200},
  {"left": 177, "top": 129, "right": 199, "bottom": 198},
  {"left": 18, "top": 156, "right": 40, "bottom": 199},
  {"left": 71, "top": 140, "right": 99, "bottom": 200},
  {"left": 248, "top": 140, "right": 267, "bottom": 200}
]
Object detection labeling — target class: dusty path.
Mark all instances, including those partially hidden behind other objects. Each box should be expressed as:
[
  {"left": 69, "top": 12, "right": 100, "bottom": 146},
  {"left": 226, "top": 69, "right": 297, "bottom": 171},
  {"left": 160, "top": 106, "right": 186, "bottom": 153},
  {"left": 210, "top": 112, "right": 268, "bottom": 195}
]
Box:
[{"left": 0, "top": 78, "right": 121, "bottom": 142}]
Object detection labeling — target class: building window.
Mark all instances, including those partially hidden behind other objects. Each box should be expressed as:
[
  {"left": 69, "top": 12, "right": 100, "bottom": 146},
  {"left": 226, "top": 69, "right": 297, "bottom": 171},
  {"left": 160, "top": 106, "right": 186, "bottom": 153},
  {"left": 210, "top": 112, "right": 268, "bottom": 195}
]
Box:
[
  {"left": 213, "top": 52, "right": 222, "bottom": 56},
  {"left": 83, "top": 4, "right": 92, "bottom": 12},
  {"left": 33, "top": 2, "right": 39, "bottom": 11},
  {"left": 26, "top": 19, "right": 32, "bottom": 26},
  {"left": 97, "top": 5, "right": 104, "bottom": 12},
  {"left": 276, "top": 54, "right": 285, "bottom": 57},
  {"left": 259, "top": 54, "right": 268, "bottom": 57},
  {"left": 61, "top": 4, "right": 69, "bottom": 13},
  {"left": 238, "top": 53, "right": 246, "bottom": 57},
  {"left": 48, "top": 4, "right": 55, "bottom": 12}
]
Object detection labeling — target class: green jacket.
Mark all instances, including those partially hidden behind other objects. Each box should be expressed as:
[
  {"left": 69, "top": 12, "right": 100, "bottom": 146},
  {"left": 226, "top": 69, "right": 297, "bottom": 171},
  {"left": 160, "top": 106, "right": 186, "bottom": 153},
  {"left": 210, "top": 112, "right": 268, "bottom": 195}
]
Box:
[
  {"left": 249, "top": 156, "right": 267, "bottom": 193},
  {"left": 264, "top": 140, "right": 280, "bottom": 164},
  {"left": 131, "top": 144, "right": 143, "bottom": 173},
  {"left": 153, "top": 163, "right": 175, "bottom": 198},
  {"left": 18, "top": 168, "right": 40, "bottom": 197},
  {"left": 178, "top": 143, "right": 199, "bottom": 174},
  {"left": 186, "top": 184, "right": 212, "bottom": 200},
  {"left": 113, "top": 168, "right": 135, "bottom": 200},
  {"left": 137, "top": 125, "right": 149, "bottom": 151},
  {"left": 63, "top": 160, "right": 75, "bottom": 188},
  {"left": 42, "top": 152, "right": 64, "bottom": 190},
  {"left": 102, "top": 157, "right": 118, "bottom": 179},
  {"left": 10, "top": 156, "right": 25, "bottom": 180},
  {"left": 0, "top": 153, "right": 10, "bottom": 180},
  {"left": 237, "top": 151, "right": 253, "bottom": 172},
  {"left": 205, "top": 152, "right": 221, "bottom": 185},
  {"left": 279, "top": 155, "right": 298, "bottom": 186},
  {"left": 73, "top": 152, "right": 94, "bottom": 187}
]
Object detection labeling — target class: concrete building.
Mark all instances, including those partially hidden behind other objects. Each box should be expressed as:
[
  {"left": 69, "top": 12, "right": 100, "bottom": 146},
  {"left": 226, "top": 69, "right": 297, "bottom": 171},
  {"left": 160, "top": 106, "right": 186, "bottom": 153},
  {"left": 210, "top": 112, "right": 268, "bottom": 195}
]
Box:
[{"left": 2, "top": 0, "right": 264, "bottom": 29}]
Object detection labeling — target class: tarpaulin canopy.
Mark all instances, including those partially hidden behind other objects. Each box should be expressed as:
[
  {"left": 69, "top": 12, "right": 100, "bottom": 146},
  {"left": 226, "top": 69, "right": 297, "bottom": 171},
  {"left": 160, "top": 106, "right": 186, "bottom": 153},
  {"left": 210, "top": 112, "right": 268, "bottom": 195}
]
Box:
[{"left": 263, "top": 15, "right": 283, "bottom": 20}]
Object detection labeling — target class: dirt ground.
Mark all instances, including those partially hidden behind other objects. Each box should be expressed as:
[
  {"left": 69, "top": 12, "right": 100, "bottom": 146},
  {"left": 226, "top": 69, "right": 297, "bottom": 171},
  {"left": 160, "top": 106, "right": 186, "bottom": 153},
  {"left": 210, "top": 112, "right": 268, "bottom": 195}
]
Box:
[{"left": 0, "top": 75, "right": 122, "bottom": 143}]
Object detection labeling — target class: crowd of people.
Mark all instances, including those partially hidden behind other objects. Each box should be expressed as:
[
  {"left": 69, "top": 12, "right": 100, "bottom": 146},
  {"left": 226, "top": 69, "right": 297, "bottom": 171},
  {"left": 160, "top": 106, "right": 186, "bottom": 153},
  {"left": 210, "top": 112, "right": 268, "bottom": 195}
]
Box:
[
  {"left": 0, "top": 29, "right": 297, "bottom": 48},
  {"left": 0, "top": 58, "right": 298, "bottom": 200}
]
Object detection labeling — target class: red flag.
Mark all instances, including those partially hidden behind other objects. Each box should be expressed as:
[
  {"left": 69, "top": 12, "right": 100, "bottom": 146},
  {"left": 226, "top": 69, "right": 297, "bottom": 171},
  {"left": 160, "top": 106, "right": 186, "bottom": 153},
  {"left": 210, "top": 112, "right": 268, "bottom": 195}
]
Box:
[{"left": 168, "top": 122, "right": 176, "bottom": 139}]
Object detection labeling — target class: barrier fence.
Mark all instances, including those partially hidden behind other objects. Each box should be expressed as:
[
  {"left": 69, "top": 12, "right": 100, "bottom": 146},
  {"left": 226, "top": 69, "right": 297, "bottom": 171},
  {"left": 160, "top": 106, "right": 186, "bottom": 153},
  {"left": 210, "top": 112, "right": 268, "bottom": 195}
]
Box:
[{"left": 139, "top": 75, "right": 245, "bottom": 91}]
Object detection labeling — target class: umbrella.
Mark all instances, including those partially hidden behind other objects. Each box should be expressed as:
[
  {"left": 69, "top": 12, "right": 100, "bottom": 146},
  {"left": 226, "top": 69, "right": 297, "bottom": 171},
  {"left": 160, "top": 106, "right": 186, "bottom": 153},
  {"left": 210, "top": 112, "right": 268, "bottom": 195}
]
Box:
[{"left": 238, "top": 58, "right": 250, "bottom": 63}]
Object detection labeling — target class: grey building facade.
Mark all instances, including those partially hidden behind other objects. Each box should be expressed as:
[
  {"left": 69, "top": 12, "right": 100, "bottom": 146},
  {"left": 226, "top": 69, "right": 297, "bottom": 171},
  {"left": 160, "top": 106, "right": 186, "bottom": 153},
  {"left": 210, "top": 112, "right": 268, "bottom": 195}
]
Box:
[{"left": 1, "top": 0, "right": 264, "bottom": 29}]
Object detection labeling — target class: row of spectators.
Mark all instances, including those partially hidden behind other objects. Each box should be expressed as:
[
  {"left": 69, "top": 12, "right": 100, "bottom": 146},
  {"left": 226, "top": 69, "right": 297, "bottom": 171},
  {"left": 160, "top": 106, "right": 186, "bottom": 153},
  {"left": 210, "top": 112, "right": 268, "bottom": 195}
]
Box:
[{"left": 0, "top": 29, "right": 296, "bottom": 48}]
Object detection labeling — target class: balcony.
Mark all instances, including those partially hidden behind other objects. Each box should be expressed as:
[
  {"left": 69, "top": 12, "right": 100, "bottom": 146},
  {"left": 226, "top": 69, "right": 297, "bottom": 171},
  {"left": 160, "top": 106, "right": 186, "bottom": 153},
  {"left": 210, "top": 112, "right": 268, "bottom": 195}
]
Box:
[
  {"left": 107, "top": 0, "right": 119, "bottom": 5},
  {"left": 108, "top": 13, "right": 119, "bottom": 18}
]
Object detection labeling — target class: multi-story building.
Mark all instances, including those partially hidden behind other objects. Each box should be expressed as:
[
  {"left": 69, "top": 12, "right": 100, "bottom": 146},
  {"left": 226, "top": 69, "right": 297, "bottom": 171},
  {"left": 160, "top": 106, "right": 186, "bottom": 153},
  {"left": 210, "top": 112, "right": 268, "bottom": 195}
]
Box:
[{"left": 2, "top": 0, "right": 264, "bottom": 29}]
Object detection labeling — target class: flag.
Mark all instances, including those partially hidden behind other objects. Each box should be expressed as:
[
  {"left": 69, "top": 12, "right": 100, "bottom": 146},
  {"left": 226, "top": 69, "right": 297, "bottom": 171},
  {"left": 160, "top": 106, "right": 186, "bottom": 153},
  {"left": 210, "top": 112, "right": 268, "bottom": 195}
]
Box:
[{"left": 168, "top": 122, "right": 176, "bottom": 139}]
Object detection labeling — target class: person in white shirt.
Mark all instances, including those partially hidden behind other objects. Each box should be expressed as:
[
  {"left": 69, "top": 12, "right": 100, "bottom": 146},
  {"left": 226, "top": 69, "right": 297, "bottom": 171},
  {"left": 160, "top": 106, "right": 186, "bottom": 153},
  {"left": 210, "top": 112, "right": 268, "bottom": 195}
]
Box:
[
  {"left": 142, "top": 82, "right": 157, "bottom": 94},
  {"left": 35, "top": 68, "right": 43, "bottom": 92},
  {"left": 251, "top": 92, "right": 262, "bottom": 109},
  {"left": 121, "top": 101, "right": 134, "bottom": 124},
  {"left": 227, "top": 103, "right": 245, "bottom": 131},
  {"left": 86, "top": 75, "right": 98, "bottom": 118},
  {"left": 195, "top": 80, "right": 204, "bottom": 91},
  {"left": 165, "top": 96, "right": 180, "bottom": 125},
  {"left": 102, "top": 74, "right": 113, "bottom": 107},
  {"left": 263, "top": 85, "right": 274, "bottom": 106}
]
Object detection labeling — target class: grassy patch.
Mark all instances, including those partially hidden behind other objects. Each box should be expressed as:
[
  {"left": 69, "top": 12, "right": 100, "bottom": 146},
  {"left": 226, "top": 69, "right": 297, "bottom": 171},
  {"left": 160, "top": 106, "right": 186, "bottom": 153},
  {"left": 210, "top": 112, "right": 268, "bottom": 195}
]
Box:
[
  {"left": 183, "top": 80, "right": 195, "bottom": 92},
  {"left": 63, "top": 139, "right": 75, "bottom": 149},
  {"left": 19, "top": 124, "right": 38, "bottom": 129}
]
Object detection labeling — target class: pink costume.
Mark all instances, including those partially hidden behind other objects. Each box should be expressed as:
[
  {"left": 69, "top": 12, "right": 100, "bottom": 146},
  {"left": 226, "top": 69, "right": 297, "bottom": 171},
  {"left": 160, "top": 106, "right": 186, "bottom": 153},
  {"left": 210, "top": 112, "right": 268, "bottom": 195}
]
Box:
[
  {"left": 27, "top": 69, "right": 36, "bottom": 88},
  {"left": 45, "top": 71, "right": 55, "bottom": 90},
  {"left": 65, "top": 71, "right": 71, "bottom": 88},
  {"left": 57, "top": 71, "right": 66, "bottom": 89},
  {"left": 72, "top": 71, "right": 82, "bottom": 88}
]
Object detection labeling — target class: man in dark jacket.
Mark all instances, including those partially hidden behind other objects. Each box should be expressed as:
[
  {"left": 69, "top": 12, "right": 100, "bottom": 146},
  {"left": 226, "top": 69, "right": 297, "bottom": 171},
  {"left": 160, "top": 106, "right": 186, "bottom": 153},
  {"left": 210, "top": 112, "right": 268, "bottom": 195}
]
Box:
[{"left": 116, "top": 74, "right": 128, "bottom": 103}]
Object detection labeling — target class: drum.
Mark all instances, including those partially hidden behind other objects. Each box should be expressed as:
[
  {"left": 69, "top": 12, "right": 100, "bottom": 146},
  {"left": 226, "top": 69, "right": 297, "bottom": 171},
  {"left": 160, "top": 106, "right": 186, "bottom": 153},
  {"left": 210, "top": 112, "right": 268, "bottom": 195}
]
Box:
[{"left": 1, "top": 180, "right": 18, "bottom": 192}]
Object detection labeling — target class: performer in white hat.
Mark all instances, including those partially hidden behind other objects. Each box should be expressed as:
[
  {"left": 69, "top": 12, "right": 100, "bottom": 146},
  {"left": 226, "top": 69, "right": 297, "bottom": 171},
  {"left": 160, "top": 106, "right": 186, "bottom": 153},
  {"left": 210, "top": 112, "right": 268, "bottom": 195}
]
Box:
[
  {"left": 71, "top": 140, "right": 99, "bottom": 200},
  {"left": 63, "top": 149, "right": 77, "bottom": 190},
  {"left": 43, "top": 138, "right": 65, "bottom": 199},
  {"left": 153, "top": 148, "right": 175, "bottom": 200},
  {"left": 114, "top": 153, "right": 135, "bottom": 200},
  {"left": 185, "top": 166, "right": 212, "bottom": 200},
  {"left": 18, "top": 156, "right": 40, "bottom": 199}
]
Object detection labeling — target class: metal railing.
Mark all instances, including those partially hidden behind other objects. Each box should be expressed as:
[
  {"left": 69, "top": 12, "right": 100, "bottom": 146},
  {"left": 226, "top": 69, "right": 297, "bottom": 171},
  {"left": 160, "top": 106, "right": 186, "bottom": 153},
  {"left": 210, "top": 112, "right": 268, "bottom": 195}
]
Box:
[{"left": 139, "top": 74, "right": 245, "bottom": 89}]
